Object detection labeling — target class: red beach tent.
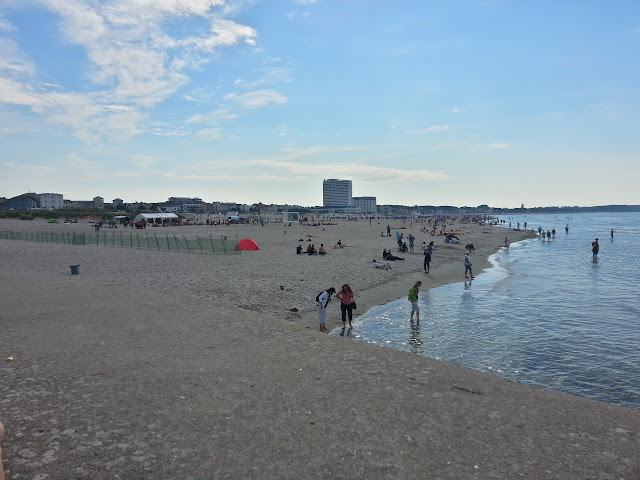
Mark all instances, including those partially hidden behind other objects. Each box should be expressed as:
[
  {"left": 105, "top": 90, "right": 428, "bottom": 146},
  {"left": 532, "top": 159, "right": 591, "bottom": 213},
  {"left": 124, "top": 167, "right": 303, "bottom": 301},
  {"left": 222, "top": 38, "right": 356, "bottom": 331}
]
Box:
[{"left": 236, "top": 238, "right": 260, "bottom": 250}]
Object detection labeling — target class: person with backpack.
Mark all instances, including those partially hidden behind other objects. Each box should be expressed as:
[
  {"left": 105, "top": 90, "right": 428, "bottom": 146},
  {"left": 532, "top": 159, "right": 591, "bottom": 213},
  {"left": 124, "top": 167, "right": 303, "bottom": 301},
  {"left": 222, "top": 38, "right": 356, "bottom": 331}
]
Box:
[
  {"left": 423, "top": 241, "right": 434, "bottom": 273},
  {"left": 317, "top": 287, "right": 336, "bottom": 332}
]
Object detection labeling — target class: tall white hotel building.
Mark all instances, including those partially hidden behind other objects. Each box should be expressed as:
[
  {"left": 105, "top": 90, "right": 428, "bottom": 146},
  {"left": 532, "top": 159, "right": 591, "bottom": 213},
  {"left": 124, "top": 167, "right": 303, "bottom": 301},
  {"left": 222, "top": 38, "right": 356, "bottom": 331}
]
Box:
[{"left": 323, "top": 179, "right": 353, "bottom": 208}]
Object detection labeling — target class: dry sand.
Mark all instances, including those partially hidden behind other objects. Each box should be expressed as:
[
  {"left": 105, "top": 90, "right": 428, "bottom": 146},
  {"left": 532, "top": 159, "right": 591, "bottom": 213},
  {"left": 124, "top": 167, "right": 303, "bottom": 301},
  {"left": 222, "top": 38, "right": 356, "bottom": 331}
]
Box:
[
  {"left": 0, "top": 217, "right": 531, "bottom": 330},
  {"left": 1, "top": 217, "right": 639, "bottom": 479}
]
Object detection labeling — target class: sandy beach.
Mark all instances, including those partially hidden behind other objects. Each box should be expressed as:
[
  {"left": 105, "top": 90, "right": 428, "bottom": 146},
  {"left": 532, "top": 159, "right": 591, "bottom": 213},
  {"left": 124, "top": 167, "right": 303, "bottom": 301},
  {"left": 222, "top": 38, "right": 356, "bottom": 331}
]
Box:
[
  {"left": 2, "top": 216, "right": 639, "bottom": 479},
  {"left": 0, "top": 217, "right": 532, "bottom": 330}
]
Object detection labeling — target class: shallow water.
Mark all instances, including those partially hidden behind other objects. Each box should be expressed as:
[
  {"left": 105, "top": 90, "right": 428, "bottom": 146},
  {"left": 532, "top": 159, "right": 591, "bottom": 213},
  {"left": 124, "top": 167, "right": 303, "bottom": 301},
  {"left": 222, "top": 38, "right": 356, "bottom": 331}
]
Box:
[{"left": 334, "top": 212, "right": 640, "bottom": 409}]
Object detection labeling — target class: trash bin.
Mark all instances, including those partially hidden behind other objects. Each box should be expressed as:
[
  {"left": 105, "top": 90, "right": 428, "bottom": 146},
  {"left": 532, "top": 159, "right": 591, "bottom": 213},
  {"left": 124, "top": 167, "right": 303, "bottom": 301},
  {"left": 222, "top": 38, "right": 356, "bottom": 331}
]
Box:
[{"left": 70, "top": 264, "right": 80, "bottom": 275}]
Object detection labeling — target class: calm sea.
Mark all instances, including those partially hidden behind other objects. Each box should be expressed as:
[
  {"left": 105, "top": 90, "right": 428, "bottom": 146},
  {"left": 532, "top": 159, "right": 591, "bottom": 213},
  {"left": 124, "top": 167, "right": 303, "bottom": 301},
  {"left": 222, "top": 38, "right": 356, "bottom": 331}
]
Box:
[{"left": 334, "top": 212, "right": 640, "bottom": 409}]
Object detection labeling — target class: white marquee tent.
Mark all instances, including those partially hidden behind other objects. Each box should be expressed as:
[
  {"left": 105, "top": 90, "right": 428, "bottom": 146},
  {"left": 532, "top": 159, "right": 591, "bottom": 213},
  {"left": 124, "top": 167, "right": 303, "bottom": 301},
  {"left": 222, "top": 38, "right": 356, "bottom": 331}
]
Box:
[{"left": 134, "top": 213, "right": 179, "bottom": 225}]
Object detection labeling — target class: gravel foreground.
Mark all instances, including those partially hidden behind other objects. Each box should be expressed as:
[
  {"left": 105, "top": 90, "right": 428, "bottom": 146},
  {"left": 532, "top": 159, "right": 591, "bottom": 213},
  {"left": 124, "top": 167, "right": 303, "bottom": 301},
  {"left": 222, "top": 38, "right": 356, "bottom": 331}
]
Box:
[{"left": 1, "top": 218, "right": 639, "bottom": 479}]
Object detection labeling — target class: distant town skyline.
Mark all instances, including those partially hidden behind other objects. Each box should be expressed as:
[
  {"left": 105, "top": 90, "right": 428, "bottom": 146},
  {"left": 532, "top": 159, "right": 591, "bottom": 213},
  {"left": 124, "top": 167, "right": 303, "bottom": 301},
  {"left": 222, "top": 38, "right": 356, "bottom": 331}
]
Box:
[{"left": 1, "top": 1, "right": 639, "bottom": 208}]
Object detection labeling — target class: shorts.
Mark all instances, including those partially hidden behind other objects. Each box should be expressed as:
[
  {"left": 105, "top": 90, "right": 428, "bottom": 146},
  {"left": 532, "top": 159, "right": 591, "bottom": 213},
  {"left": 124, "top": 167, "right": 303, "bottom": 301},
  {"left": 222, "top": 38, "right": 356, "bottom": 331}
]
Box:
[{"left": 411, "top": 301, "right": 420, "bottom": 313}]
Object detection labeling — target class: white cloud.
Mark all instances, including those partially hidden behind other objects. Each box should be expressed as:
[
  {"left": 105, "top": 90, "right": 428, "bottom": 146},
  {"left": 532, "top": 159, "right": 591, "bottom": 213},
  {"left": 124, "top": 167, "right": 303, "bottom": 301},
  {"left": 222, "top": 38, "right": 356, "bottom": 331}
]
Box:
[
  {"left": 466, "top": 142, "right": 511, "bottom": 152},
  {"left": 249, "top": 158, "right": 450, "bottom": 183},
  {"left": 65, "top": 152, "right": 103, "bottom": 171},
  {"left": 409, "top": 125, "right": 455, "bottom": 134},
  {"left": 0, "top": 0, "right": 260, "bottom": 142},
  {"left": 186, "top": 108, "right": 239, "bottom": 124},
  {"left": 230, "top": 89, "right": 287, "bottom": 108},
  {"left": 1, "top": 161, "right": 63, "bottom": 177}
]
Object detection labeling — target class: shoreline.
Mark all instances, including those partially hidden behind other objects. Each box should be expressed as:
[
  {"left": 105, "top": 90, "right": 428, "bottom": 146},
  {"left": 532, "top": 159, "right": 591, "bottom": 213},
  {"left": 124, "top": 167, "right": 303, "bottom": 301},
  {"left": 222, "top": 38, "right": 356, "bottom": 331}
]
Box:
[{"left": 324, "top": 232, "right": 535, "bottom": 332}]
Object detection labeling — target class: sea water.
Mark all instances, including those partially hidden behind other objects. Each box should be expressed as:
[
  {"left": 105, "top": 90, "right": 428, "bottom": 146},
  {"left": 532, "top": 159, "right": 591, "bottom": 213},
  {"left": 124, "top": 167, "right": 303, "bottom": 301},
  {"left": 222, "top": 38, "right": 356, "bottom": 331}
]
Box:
[{"left": 334, "top": 212, "right": 640, "bottom": 409}]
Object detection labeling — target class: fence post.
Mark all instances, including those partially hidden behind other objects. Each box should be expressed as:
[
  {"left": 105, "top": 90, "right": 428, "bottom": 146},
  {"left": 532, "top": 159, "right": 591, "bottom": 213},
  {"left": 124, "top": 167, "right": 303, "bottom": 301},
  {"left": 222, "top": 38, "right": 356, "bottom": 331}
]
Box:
[
  {"left": 221, "top": 235, "right": 227, "bottom": 253},
  {"left": 173, "top": 234, "right": 179, "bottom": 251},
  {"left": 183, "top": 235, "right": 190, "bottom": 252},
  {"left": 154, "top": 233, "right": 160, "bottom": 250},
  {"left": 210, "top": 235, "right": 215, "bottom": 253},
  {"left": 137, "top": 233, "right": 140, "bottom": 249},
  {"left": 196, "top": 236, "right": 203, "bottom": 252}
]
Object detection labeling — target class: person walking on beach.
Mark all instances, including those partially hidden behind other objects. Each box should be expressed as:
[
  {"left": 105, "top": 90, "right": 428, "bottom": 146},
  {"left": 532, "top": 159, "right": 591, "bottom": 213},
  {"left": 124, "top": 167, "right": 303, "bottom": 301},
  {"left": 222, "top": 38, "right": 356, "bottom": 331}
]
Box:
[
  {"left": 336, "top": 284, "right": 355, "bottom": 330},
  {"left": 387, "top": 225, "right": 391, "bottom": 236},
  {"left": 317, "top": 287, "right": 336, "bottom": 332},
  {"left": 592, "top": 238, "right": 600, "bottom": 259},
  {"left": 565, "top": 224, "right": 569, "bottom": 233},
  {"left": 611, "top": 229, "right": 615, "bottom": 240},
  {"left": 424, "top": 241, "right": 434, "bottom": 273},
  {"left": 408, "top": 281, "right": 422, "bottom": 321},
  {"left": 504, "top": 237, "right": 509, "bottom": 250},
  {"left": 464, "top": 251, "right": 474, "bottom": 279}
]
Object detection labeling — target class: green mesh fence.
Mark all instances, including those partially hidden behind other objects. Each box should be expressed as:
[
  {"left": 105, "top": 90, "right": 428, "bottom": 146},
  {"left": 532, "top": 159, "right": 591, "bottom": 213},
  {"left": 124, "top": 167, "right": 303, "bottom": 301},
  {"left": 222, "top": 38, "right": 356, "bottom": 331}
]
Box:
[{"left": 0, "top": 231, "right": 240, "bottom": 254}]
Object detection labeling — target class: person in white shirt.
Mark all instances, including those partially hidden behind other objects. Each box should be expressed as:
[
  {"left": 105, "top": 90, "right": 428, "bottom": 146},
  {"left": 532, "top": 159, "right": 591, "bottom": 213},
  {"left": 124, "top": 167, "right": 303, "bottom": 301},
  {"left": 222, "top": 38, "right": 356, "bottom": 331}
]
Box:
[
  {"left": 317, "top": 287, "right": 336, "bottom": 332},
  {"left": 372, "top": 259, "right": 390, "bottom": 270},
  {"left": 464, "top": 251, "right": 474, "bottom": 279}
]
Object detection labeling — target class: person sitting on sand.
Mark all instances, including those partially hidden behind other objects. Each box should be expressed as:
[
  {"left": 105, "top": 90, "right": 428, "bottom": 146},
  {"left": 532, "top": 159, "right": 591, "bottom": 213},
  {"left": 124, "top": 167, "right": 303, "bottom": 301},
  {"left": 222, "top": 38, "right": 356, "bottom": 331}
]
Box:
[
  {"left": 306, "top": 242, "right": 313, "bottom": 254},
  {"left": 318, "top": 244, "right": 327, "bottom": 255},
  {"left": 383, "top": 249, "right": 404, "bottom": 261},
  {"left": 465, "top": 243, "right": 475, "bottom": 253},
  {"left": 372, "top": 259, "right": 391, "bottom": 270},
  {"left": 296, "top": 244, "right": 303, "bottom": 254},
  {"left": 308, "top": 244, "right": 317, "bottom": 255}
]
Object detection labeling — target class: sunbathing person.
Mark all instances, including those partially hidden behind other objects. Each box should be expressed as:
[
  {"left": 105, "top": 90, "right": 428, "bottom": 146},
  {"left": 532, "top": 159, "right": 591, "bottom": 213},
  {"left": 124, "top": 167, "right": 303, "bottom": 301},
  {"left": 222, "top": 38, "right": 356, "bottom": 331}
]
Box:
[
  {"left": 372, "top": 259, "right": 391, "bottom": 270},
  {"left": 383, "top": 248, "right": 404, "bottom": 261}
]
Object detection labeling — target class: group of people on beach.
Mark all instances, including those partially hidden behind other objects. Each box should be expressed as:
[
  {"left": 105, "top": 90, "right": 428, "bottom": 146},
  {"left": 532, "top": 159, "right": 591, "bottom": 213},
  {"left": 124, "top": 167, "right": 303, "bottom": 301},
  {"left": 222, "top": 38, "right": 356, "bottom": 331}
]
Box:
[{"left": 316, "top": 284, "right": 356, "bottom": 333}]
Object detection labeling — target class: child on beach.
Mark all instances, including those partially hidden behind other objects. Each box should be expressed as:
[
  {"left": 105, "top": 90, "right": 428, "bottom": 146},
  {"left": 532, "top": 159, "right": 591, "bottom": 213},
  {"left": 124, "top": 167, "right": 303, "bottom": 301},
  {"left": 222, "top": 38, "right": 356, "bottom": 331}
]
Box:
[
  {"left": 408, "top": 281, "right": 422, "bottom": 321},
  {"left": 464, "top": 251, "right": 474, "bottom": 279}
]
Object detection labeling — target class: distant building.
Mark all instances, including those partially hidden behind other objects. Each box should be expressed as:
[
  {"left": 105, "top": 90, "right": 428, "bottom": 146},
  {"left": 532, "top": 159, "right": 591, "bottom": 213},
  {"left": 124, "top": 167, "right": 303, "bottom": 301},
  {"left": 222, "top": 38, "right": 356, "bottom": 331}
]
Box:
[
  {"left": 71, "top": 200, "right": 96, "bottom": 208},
  {"left": 0, "top": 193, "right": 41, "bottom": 210},
  {"left": 39, "top": 193, "right": 64, "bottom": 210},
  {"left": 323, "top": 179, "right": 353, "bottom": 208},
  {"left": 112, "top": 198, "right": 124, "bottom": 209},
  {"left": 353, "top": 196, "right": 377, "bottom": 213},
  {"left": 158, "top": 197, "right": 204, "bottom": 214},
  {"left": 93, "top": 196, "right": 104, "bottom": 209}
]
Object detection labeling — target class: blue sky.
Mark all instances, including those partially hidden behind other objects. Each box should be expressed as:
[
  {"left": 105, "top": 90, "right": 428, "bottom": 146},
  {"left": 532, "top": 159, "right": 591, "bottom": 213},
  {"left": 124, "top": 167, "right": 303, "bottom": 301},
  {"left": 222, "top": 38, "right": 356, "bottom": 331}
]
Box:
[{"left": 1, "top": 0, "right": 639, "bottom": 208}]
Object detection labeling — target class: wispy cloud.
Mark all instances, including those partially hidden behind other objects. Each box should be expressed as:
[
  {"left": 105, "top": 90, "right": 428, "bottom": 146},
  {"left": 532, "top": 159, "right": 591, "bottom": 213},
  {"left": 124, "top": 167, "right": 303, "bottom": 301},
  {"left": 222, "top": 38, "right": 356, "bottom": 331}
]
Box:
[
  {"left": 226, "top": 89, "right": 287, "bottom": 108},
  {"left": 465, "top": 142, "right": 511, "bottom": 152},
  {"left": 248, "top": 159, "right": 450, "bottom": 183},
  {"left": 408, "top": 125, "right": 455, "bottom": 135}
]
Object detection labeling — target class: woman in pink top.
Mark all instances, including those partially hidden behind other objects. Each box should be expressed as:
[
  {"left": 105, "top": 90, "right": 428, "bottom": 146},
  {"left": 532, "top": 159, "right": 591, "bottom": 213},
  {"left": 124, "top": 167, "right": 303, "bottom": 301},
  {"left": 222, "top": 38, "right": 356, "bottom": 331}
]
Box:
[{"left": 336, "top": 283, "right": 355, "bottom": 330}]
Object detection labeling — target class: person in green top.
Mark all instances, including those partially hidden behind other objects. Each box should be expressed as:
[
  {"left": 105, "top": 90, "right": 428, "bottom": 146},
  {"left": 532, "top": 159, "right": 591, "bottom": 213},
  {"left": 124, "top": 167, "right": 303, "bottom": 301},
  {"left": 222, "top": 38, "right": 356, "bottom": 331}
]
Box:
[{"left": 408, "top": 281, "right": 422, "bottom": 321}]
